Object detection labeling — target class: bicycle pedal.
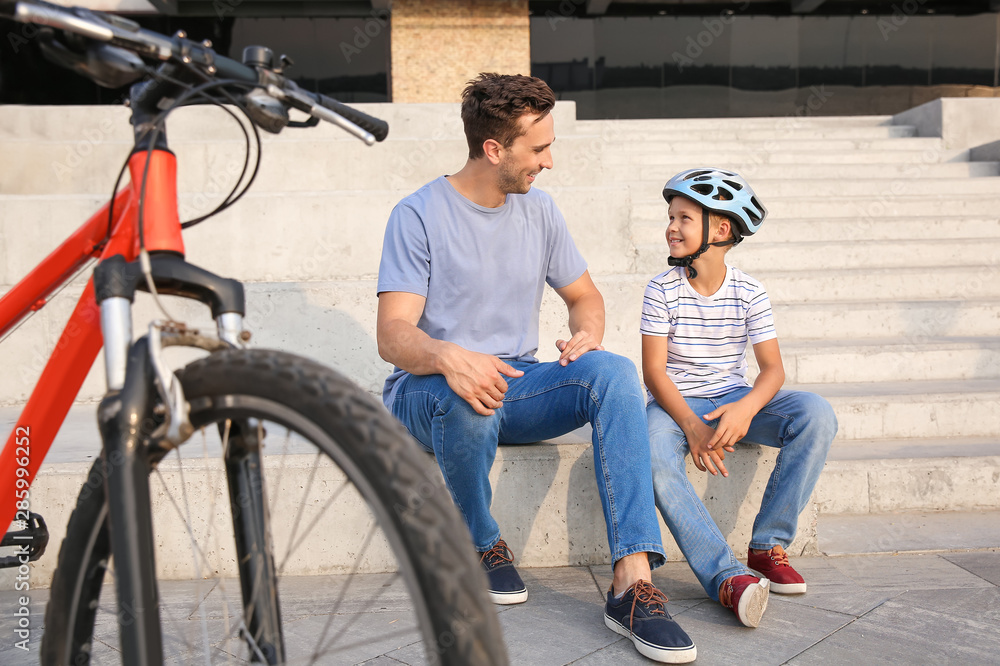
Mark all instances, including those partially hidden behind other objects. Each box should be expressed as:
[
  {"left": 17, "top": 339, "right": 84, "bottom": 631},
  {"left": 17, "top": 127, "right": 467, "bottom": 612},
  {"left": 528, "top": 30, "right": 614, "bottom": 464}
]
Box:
[{"left": 0, "top": 513, "right": 49, "bottom": 568}]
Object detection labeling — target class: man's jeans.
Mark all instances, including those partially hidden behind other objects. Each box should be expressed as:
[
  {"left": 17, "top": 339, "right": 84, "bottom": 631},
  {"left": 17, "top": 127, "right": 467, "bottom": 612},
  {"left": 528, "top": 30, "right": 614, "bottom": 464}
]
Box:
[
  {"left": 391, "top": 351, "right": 666, "bottom": 569},
  {"left": 647, "top": 388, "right": 837, "bottom": 601}
]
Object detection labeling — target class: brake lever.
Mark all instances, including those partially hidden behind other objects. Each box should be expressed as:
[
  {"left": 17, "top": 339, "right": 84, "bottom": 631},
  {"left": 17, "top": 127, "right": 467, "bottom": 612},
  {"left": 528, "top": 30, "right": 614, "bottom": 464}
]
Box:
[
  {"left": 266, "top": 84, "right": 375, "bottom": 145},
  {"left": 286, "top": 116, "right": 320, "bottom": 129}
]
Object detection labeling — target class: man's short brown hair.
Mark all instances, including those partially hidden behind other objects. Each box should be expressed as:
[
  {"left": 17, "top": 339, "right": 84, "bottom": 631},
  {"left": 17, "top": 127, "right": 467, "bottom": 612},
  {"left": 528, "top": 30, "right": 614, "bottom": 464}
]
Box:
[{"left": 461, "top": 73, "right": 556, "bottom": 160}]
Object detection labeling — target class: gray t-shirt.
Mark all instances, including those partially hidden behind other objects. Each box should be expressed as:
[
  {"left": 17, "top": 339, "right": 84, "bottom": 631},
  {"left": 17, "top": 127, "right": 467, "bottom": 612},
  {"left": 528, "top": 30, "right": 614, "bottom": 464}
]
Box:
[{"left": 377, "top": 176, "right": 588, "bottom": 406}]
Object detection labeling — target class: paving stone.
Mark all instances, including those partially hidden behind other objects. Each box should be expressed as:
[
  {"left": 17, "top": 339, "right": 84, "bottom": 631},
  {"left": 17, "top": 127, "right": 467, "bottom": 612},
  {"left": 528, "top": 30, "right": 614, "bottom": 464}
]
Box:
[
  {"left": 787, "top": 598, "right": 1000, "bottom": 665},
  {"left": 896, "top": 587, "right": 1000, "bottom": 626},
  {"left": 940, "top": 549, "right": 1000, "bottom": 586},
  {"left": 827, "top": 553, "right": 996, "bottom": 592},
  {"left": 519, "top": 566, "right": 605, "bottom": 605},
  {"left": 820, "top": 511, "right": 1000, "bottom": 555},
  {"left": 776, "top": 557, "right": 895, "bottom": 616},
  {"left": 0, "top": 588, "right": 47, "bottom": 665},
  {"left": 671, "top": 596, "right": 853, "bottom": 664},
  {"left": 567, "top": 637, "right": 650, "bottom": 664}
]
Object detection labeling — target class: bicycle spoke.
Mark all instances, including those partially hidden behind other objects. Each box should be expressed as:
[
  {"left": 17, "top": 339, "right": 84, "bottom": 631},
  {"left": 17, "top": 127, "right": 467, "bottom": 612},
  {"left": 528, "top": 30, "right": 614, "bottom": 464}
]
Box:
[{"left": 277, "top": 458, "right": 352, "bottom": 575}]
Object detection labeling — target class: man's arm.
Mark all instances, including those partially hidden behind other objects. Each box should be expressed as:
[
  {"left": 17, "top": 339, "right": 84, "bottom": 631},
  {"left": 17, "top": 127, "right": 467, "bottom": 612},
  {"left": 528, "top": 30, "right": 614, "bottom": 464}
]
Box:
[
  {"left": 642, "top": 334, "right": 731, "bottom": 476},
  {"left": 552, "top": 270, "right": 605, "bottom": 366},
  {"left": 376, "top": 291, "right": 523, "bottom": 416}
]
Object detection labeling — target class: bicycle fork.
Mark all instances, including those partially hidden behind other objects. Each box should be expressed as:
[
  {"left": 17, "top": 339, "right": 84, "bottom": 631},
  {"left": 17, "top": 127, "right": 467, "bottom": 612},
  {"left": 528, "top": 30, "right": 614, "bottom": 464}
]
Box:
[{"left": 94, "top": 253, "right": 284, "bottom": 664}]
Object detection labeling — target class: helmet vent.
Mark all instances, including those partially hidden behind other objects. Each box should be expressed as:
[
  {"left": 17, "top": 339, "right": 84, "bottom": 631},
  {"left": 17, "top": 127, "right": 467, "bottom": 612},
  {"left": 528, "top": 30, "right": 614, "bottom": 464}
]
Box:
[
  {"left": 713, "top": 187, "right": 734, "bottom": 201},
  {"left": 686, "top": 170, "right": 713, "bottom": 180},
  {"left": 691, "top": 184, "right": 714, "bottom": 195},
  {"left": 723, "top": 179, "right": 743, "bottom": 191},
  {"left": 744, "top": 207, "right": 762, "bottom": 223}
]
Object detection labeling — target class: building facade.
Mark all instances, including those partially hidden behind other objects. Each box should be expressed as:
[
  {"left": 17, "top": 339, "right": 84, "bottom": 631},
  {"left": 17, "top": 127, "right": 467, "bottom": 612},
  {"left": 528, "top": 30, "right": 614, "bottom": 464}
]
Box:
[{"left": 2, "top": 0, "right": 999, "bottom": 116}]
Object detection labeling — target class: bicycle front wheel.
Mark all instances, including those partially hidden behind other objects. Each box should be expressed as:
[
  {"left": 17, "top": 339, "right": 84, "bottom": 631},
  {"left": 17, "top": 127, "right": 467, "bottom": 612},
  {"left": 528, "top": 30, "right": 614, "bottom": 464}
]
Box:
[{"left": 41, "top": 348, "right": 507, "bottom": 665}]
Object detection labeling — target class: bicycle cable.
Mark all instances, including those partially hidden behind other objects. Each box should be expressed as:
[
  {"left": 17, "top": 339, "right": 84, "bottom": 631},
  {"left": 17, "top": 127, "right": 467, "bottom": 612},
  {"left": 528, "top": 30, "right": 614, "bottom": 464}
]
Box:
[{"left": 130, "top": 73, "right": 262, "bottom": 322}]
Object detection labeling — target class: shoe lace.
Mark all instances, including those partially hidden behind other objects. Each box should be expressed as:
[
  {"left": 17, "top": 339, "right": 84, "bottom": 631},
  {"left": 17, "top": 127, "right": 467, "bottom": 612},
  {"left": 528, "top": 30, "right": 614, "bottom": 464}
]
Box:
[
  {"left": 719, "top": 579, "right": 735, "bottom": 610},
  {"left": 628, "top": 580, "right": 668, "bottom": 629},
  {"left": 480, "top": 540, "right": 513, "bottom": 567},
  {"left": 768, "top": 545, "right": 790, "bottom": 567}
]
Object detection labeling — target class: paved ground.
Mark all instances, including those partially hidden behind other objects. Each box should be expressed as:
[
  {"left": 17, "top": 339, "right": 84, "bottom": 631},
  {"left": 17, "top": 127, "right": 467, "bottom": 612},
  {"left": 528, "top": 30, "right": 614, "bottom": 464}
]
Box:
[{"left": 0, "top": 547, "right": 997, "bottom": 664}]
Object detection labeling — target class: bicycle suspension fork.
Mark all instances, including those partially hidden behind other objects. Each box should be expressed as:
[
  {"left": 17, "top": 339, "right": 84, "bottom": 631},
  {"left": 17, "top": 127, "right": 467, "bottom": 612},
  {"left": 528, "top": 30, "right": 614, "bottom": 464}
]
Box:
[{"left": 94, "top": 253, "right": 284, "bottom": 663}]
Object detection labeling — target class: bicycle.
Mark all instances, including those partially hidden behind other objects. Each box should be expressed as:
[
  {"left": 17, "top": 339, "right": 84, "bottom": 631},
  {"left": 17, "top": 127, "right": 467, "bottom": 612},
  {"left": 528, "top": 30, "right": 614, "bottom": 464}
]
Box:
[{"left": 0, "top": 1, "right": 508, "bottom": 663}]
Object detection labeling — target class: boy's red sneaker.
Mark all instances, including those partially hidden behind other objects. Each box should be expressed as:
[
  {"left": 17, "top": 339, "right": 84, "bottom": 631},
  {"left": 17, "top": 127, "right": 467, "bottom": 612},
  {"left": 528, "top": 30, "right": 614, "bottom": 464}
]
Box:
[
  {"left": 719, "top": 575, "right": 769, "bottom": 628},
  {"left": 747, "top": 544, "right": 807, "bottom": 594}
]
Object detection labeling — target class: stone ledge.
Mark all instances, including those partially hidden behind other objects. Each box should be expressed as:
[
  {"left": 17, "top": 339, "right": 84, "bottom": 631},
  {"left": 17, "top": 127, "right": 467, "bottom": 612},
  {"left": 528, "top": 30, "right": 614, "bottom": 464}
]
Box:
[{"left": 12, "top": 431, "right": 815, "bottom": 587}]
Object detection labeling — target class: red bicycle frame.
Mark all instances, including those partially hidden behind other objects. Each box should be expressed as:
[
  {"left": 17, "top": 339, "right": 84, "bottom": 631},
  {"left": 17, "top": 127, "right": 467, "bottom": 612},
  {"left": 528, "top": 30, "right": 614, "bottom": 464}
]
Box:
[{"left": 0, "top": 149, "right": 185, "bottom": 531}]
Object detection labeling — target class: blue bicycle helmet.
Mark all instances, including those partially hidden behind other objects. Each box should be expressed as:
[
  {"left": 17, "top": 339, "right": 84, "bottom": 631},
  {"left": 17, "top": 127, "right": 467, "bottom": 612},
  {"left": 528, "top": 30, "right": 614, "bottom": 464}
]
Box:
[{"left": 661, "top": 168, "right": 767, "bottom": 278}]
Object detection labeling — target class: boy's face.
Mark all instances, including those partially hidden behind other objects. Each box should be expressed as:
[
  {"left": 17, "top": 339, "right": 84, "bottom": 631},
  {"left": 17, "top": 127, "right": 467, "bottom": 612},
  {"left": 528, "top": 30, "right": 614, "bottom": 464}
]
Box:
[
  {"left": 666, "top": 196, "right": 705, "bottom": 258},
  {"left": 496, "top": 112, "right": 555, "bottom": 194}
]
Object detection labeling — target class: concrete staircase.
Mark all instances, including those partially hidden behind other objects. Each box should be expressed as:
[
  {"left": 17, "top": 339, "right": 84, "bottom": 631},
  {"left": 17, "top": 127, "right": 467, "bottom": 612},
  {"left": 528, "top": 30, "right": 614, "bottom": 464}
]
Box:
[{"left": 1, "top": 101, "right": 998, "bottom": 581}]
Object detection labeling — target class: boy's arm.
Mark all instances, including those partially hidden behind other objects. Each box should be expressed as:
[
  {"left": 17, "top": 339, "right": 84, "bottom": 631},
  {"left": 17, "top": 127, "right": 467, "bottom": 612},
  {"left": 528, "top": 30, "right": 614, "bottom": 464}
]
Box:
[
  {"left": 704, "top": 338, "right": 785, "bottom": 451},
  {"left": 642, "top": 334, "right": 731, "bottom": 477}
]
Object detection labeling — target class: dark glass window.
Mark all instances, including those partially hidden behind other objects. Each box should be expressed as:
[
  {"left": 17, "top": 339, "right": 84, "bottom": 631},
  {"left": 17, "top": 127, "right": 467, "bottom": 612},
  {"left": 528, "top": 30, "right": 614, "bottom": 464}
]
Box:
[
  {"left": 530, "top": 12, "right": 1000, "bottom": 119},
  {"left": 0, "top": 15, "right": 388, "bottom": 104}
]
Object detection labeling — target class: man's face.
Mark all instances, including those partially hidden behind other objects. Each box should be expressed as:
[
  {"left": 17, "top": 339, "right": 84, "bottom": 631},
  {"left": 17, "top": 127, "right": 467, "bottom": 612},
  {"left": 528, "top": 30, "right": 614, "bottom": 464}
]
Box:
[{"left": 496, "top": 112, "right": 555, "bottom": 195}]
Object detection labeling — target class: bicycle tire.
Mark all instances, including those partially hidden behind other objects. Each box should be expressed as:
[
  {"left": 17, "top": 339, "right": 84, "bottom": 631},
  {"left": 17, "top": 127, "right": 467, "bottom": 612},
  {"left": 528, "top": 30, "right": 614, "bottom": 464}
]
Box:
[{"left": 41, "top": 348, "right": 508, "bottom": 665}]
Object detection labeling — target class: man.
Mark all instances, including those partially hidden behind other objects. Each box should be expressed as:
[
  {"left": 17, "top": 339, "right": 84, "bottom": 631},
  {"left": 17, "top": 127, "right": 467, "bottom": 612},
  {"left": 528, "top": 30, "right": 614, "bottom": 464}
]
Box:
[{"left": 376, "top": 73, "right": 695, "bottom": 663}]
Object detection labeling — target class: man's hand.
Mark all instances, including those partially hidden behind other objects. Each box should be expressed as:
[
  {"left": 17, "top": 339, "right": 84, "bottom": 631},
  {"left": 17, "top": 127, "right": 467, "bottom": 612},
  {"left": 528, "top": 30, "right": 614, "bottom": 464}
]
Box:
[
  {"left": 704, "top": 399, "right": 756, "bottom": 452},
  {"left": 441, "top": 348, "right": 524, "bottom": 416},
  {"left": 685, "top": 419, "right": 730, "bottom": 477},
  {"left": 555, "top": 331, "right": 604, "bottom": 366}
]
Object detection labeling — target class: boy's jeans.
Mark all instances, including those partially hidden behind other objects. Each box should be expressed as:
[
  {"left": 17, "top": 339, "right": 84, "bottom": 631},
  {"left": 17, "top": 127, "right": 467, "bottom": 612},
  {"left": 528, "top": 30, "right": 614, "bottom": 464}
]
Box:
[
  {"left": 647, "top": 388, "right": 837, "bottom": 601},
  {"left": 391, "top": 350, "right": 666, "bottom": 569}
]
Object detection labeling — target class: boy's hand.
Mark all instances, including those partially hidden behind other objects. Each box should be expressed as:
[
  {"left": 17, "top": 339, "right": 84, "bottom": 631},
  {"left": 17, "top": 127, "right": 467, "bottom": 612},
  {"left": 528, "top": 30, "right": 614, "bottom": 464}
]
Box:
[
  {"left": 555, "top": 331, "right": 604, "bottom": 366},
  {"left": 685, "top": 420, "right": 729, "bottom": 477},
  {"left": 704, "top": 400, "right": 756, "bottom": 452}
]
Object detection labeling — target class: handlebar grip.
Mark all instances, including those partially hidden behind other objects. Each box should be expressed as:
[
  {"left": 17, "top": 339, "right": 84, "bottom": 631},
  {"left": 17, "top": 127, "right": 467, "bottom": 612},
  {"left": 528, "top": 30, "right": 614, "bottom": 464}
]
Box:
[
  {"left": 314, "top": 93, "right": 389, "bottom": 142},
  {"left": 212, "top": 53, "right": 257, "bottom": 85}
]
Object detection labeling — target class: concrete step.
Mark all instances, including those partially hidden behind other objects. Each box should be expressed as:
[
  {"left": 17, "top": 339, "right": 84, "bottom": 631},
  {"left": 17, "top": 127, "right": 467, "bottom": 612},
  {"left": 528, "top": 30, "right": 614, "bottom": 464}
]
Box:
[
  {"left": 633, "top": 216, "right": 1000, "bottom": 245},
  {"left": 615, "top": 161, "right": 1000, "bottom": 182},
  {"left": 0, "top": 102, "right": 578, "bottom": 142},
  {"left": 611, "top": 149, "right": 961, "bottom": 167},
  {"left": 587, "top": 125, "right": 919, "bottom": 141},
  {"left": 799, "top": 379, "right": 1000, "bottom": 441},
  {"left": 767, "top": 337, "right": 1000, "bottom": 384},
  {"left": 633, "top": 195, "right": 1000, "bottom": 221},
  {"left": 576, "top": 115, "right": 896, "bottom": 131},
  {"left": 817, "top": 438, "right": 1000, "bottom": 515},
  {"left": 0, "top": 135, "right": 617, "bottom": 195},
  {"left": 621, "top": 137, "right": 944, "bottom": 154},
  {"left": 0, "top": 185, "right": 638, "bottom": 285},
  {"left": 616, "top": 261, "right": 1000, "bottom": 304},
  {"left": 629, "top": 177, "right": 1000, "bottom": 198},
  {"left": 635, "top": 238, "right": 1000, "bottom": 274},
  {"left": 761, "top": 299, "right": 1000, "bottom": 340},
  {"left": 710, "top": 267, "right": 999, "bottom": 302},
  {"left": 2, "top": 274, "right": 993, "bottom": 407},
  {"left": 818, "top": 509, "right": 1000, "bottom": 555}
]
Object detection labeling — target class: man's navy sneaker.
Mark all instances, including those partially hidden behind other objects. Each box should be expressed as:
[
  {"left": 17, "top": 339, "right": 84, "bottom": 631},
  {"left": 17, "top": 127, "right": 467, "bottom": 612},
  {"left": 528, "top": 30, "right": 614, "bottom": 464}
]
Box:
[
  {"left": 479, "top": 539, "right": 527, "bottom": 605},
  {"left": 604, "top": 580, "right": 696, "bottom": 663}
]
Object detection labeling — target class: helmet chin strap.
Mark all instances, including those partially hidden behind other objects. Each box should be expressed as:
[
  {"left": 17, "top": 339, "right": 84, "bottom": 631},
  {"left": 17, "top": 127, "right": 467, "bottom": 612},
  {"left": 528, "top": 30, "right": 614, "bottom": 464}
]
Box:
[{"left": 668, "top": 209, "right": 737, "bottom": 279}]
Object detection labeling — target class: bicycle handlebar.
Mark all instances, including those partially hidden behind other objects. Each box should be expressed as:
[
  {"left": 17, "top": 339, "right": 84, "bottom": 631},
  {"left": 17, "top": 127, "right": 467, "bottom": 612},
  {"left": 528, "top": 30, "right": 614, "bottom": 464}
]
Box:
[{"left": 1, "top": 0, "right": 388, "bottom": 142}]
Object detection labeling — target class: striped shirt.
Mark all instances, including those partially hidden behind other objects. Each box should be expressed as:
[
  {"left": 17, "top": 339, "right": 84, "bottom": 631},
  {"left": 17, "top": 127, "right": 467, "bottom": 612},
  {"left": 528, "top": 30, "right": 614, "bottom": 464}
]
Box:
[{"left": 640, "top": 265, "right": 777, "bottom": 400}]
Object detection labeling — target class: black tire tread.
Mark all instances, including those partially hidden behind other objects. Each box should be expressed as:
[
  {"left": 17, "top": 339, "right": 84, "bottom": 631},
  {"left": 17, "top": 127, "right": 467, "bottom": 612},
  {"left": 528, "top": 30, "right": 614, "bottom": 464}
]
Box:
[{"left": 41, "top": 348, "right": 507, "bottom": 665}]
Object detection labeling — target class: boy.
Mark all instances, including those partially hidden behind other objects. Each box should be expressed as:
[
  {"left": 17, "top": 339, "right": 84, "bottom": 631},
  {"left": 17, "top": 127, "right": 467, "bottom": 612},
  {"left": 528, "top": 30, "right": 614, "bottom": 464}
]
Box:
[
  {"left": 377, "top": 74, "right": 697, "bottom": 663},
  {"left": 640, "top": 168, "right": 837, "bottom": 628}
]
